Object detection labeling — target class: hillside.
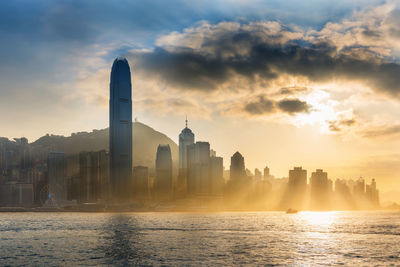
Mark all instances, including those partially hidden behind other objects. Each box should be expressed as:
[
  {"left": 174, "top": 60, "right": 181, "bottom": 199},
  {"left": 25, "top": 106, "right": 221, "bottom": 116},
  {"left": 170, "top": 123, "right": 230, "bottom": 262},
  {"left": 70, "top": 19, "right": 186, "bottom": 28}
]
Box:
[{"left": 31, "top": 122, "right": 178, "bottom": 170}]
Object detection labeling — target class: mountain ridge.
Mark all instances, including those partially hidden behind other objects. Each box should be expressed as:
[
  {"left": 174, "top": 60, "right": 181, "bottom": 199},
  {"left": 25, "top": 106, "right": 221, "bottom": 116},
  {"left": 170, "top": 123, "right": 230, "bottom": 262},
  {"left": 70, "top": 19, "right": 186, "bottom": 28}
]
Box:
[{"left": 30, "top": 121, "right": 178, "bottom": 170}]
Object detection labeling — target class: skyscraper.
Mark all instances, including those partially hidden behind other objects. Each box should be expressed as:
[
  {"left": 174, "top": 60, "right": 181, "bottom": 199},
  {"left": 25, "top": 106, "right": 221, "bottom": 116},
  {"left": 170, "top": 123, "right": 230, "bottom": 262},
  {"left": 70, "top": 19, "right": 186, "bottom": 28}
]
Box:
[
  {"left": 310, "top": 169, "right": 330, "bottom": 210},
  {"left": 155, "top": 145, "right": 173, "bottom": 201},
  {"left": 288, "top": 167, "right": 307, "bottom": 189},
  {"left": 366, "top": 178, "right": 379, "bottom": 206},
  {"left": 264, "top": 166, "right": 270, "bottom": 179},
  {"left": 285, "top": 167, "right": 307, "bottom": 210},
  {"left": 210, "top": 156, "right": 224, "bottom": 196},
  {"left": 177, "top": 118, "right": 194, "bottom": 196},
  {"left": 109, "top": 57, "right": 133, "bottom": 202},
  {"left": 230, "top": 151, "right": 246, "bottom": 181},
  {"left": 187, "top": 141, "right": 210, "bottom": 195},
  {"left": 179, "top": 118, "right": 195, "bottom": 170},
  {"left": 226, "top": 151, "right": 250, "bottom": 205}
]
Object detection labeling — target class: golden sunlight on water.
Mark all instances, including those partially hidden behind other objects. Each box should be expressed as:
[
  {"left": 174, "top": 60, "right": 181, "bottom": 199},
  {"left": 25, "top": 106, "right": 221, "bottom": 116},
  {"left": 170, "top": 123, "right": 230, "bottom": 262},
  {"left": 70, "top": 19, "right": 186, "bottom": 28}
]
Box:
[
  {"left": 1, "top": 211, "right": 400, "bottom": 266},
  {"left": 298, "top": 211, "right": 338, "bottom": 226}
]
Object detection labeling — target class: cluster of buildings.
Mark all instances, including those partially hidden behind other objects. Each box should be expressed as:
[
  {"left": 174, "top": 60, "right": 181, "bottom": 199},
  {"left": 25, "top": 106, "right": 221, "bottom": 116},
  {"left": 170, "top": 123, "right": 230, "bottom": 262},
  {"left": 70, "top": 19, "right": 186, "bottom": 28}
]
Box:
[
  {"left": 0, "top": 129, "right": 381, "bottom": 210},
  {"left": 283, "top": 167, "right": 380, "bottom": 210},
  {"left": 0, "top": 57, "right": 381, "bottom": 210},
  {"left": 0, "top": 137, "right": 46, "bottom": 207}
]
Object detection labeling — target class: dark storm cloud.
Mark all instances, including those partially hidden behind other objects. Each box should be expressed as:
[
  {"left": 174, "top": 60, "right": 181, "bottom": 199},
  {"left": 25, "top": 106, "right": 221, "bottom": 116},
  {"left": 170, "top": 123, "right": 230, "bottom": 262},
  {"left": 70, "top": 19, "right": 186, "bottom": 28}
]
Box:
[
  {"left": 242, "top": 95, "right": 310, "bottom": 116},
  {"left": 244, "top": 96, "right": 275, "bottom": 115},
  {"left": 130, "top": 23, "right": 400, "bottom": 97},
  {"left": 277, "top": 99, "right": 310, "bottom": 114}
]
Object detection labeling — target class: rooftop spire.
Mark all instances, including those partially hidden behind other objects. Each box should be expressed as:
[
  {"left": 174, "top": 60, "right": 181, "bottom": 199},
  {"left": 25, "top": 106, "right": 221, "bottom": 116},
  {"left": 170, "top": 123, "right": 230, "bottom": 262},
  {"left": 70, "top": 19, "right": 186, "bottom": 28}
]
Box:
[{"left": 185, "top": 115, "right": 188, "bottom": 128}]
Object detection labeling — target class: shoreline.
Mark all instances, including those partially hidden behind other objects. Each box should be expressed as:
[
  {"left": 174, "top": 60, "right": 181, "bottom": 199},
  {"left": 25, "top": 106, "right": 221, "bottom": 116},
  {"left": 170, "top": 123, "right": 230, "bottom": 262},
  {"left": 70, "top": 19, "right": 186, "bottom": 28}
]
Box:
[{"left": 0, "top": 206, "right": 395, "bottom": 213}]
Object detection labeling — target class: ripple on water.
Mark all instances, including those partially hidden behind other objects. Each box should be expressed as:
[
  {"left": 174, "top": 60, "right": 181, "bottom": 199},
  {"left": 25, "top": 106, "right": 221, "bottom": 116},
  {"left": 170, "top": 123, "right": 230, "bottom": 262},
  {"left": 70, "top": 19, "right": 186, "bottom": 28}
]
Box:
[{"left": 0, "top": 211, "right": 400, "bottom": 266}]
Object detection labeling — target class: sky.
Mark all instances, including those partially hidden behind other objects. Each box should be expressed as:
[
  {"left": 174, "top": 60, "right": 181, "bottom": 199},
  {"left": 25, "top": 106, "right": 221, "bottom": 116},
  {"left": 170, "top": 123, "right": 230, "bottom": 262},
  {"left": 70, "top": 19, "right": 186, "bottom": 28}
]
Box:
[{"left": 1, "top": 0, "right": 400, "bottom": 196}]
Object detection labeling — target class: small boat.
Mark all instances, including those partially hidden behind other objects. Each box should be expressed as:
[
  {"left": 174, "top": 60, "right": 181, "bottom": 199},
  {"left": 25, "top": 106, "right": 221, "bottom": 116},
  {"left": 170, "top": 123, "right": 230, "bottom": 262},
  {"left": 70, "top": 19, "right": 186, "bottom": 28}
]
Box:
[{"left": 286, "top": 208, "right": 298, "bottom": 214}]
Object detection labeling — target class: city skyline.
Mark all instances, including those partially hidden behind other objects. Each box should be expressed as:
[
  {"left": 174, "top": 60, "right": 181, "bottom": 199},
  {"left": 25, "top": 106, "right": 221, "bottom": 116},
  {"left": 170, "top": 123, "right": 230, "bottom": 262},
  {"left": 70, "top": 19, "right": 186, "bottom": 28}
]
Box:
[
  {"left": 0, "top": 56, "right": 392, "bottom": 205},
  {"left": 0, "top": 0, "right": 400, "bottom": 195},
  {"left": 1, "top": 2, "right": 400, "bottom": 266}
]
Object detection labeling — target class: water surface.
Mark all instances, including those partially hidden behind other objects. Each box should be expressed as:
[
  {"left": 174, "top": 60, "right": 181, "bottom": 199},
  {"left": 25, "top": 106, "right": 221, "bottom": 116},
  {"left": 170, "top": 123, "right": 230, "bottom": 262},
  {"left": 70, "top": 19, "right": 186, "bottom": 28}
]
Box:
[{"left": 1, "top": 211, "right": 399, "bottom": 266}]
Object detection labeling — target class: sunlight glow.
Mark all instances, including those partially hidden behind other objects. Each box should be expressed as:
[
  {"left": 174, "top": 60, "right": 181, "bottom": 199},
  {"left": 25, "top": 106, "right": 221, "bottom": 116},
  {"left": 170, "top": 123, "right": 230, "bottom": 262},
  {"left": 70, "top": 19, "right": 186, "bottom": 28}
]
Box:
[{"left": 298, "top": 211, "right": 339, "bottom": 226}]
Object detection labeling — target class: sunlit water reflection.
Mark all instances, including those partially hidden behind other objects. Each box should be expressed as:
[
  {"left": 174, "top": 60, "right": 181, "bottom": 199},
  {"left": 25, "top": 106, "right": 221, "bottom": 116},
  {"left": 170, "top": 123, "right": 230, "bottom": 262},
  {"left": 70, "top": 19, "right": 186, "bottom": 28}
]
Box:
[{"left": 1, "top": 211, "right": 399, "bottom": 266}]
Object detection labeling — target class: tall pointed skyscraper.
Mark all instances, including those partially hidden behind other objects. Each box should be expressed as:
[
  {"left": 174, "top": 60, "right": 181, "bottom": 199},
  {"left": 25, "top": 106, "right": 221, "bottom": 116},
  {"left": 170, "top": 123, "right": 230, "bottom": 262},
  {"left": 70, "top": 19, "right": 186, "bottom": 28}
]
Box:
[
  {"left": 109, "top": 57, "right": 133, "bottom": 202},
  {"left": 177, "top": 118, "right": 194, "bottom": 196}
]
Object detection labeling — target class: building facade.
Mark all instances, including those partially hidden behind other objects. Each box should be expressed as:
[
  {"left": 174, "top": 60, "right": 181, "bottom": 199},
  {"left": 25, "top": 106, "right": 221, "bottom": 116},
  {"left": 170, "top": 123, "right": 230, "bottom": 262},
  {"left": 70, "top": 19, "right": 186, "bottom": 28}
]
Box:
[
  {"left": 187, "top": 142, "right": 210, "bottom": 195},
  {"left": 48, "top": 152, "right": 67, "bottom": 205},
  {"left": 177, "top": 120, "right": 194, "bottom": 196},
  {"left": 310, "top": 169, "right": 330, "bottom": 209},
  {"left": 79, "top": 150, "right": 110, "bottom": 203},
  {"left": 109, "top": 57, "right": 133, "bottom": 202},
  {"left": 210, "top": 156, "right": 224, "bottom": 196},
  {"left": 230, "top": 152, "right": 246, "bottom": 182}
]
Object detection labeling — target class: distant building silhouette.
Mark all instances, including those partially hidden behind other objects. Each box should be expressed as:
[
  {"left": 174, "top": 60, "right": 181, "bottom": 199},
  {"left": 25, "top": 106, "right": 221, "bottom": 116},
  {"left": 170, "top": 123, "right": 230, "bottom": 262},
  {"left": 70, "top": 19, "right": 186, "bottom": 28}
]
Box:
[
  {"left": 289, "top": 167, "right": 307, "bottom": 189},
  {"left": 0, "top": 183, "right": 33, "bottom": 207},
  {"left": 310, "top": 169, "right": 331, "bottom": 210},
  {"left": 230, "top": 152, "right": 246, "bottom": 182},
  {"left": 179, "top": 119, "right": 195, "bottom": 170},
  {"left": 210, "top": 155, "right": 224, "bottom": 196},
  {"left": 285, "top": 167, "right": 307, "bottom": 210},
  {"left": 187, "top": 142, "right": 210, "bottom": 195},
  {"left": 155, "top": 145, "right": 173, "bottom": 201},
  {"left": 254, "top": 168, "right": 262, "bottom": 181},
  {"left": 264, "top": 166, "right": 272, "bottom": 180},
  {"left": 226, "top": 151, "right": 251, "bottom": 207},
  {"left": 177, "top": 119, "right": 194, "bottom": 196},
  {"left": 366, "top": 178, "right": 379, "bottom": 206},
  {"left": 353, "top": 177, "right": 365, "bottom": 198},
  {"left": 109, "top": 57, "right": 133, "bottom": 202},
  {"left": 48, "top": 152, "right": 67, "bottom": 205},
  {"left": 335, "top": 179, "right": 350, "bottom": 196},
  {"left": 79, "top": 150, "right": 110, "bottom": 203}
]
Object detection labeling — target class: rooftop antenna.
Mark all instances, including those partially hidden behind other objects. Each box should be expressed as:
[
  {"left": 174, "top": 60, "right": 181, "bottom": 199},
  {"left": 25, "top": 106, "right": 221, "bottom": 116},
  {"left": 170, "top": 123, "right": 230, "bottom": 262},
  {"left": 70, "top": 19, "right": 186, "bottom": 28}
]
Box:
[{"left": 185, "top": 115, "right": 188, "bottom": 128}]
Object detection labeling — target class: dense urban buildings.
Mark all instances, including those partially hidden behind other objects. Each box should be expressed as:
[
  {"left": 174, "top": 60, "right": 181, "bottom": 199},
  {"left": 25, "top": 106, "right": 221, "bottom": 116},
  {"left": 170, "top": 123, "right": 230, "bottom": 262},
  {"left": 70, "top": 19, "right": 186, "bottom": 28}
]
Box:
[
  {"left": 109, "top": 57, "right": 133, "bottom": 202},
  {"left": 187, "top": 142, "right": 211, "bottom": 195},
  {"left": 79, "top": 150, "right": 109, "bottom": 203},
  {"left": 48, "top": 152, "right": 67, "bottom": 206},
  {"left": 0, "top": 124, "right": 384, "bottom": 210}
]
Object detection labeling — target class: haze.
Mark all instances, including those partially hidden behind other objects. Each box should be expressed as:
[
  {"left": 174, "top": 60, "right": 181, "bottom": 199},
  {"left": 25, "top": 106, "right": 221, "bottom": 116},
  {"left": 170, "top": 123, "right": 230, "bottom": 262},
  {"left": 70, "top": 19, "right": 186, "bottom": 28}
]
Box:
[{"left": 0, "top": 0, "right": 400, "bottom": 201}]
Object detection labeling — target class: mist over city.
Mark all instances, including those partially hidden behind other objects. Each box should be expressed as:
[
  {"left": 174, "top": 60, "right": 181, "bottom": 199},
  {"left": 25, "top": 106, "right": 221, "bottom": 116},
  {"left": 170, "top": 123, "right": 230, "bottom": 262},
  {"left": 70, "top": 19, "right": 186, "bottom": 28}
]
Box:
[{"left": 1, "top": 0, "right": 400, "bottom": 266}]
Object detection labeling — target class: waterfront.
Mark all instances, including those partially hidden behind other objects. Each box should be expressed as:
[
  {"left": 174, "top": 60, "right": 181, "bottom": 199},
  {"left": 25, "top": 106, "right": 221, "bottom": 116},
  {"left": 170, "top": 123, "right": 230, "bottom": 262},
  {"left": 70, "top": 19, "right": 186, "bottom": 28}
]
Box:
[{"left": 1, "top": 211, "right": 400, "bottom": 266}]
